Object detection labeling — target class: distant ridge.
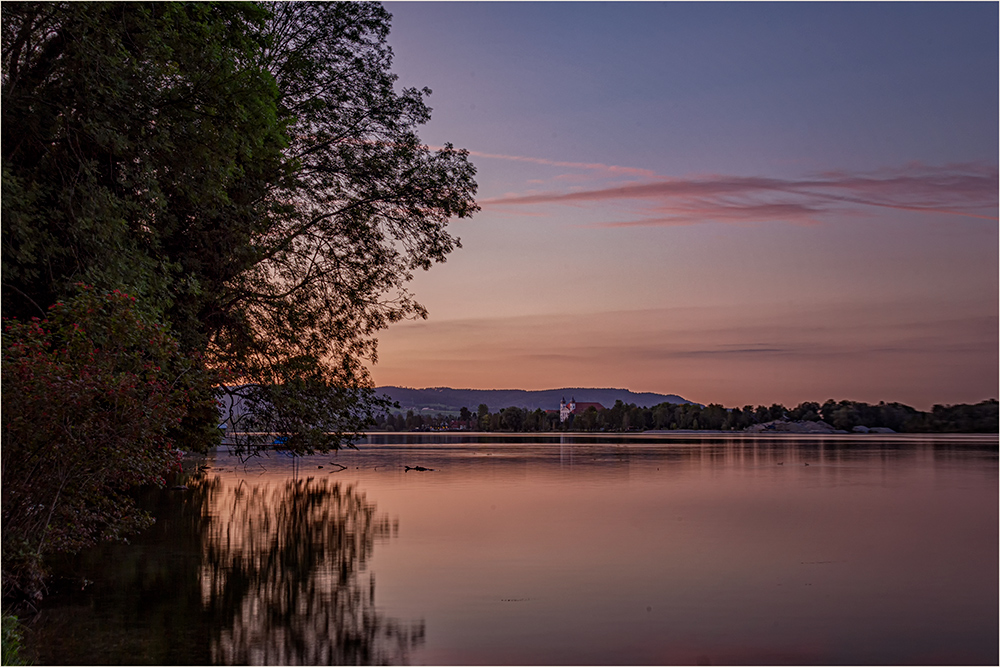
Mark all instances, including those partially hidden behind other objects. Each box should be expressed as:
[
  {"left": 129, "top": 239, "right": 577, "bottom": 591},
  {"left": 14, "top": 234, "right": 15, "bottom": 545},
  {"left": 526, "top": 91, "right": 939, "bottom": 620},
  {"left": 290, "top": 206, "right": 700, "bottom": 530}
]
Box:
[{"left": 375, "top": 386, "right": 696, "bottom": 414}]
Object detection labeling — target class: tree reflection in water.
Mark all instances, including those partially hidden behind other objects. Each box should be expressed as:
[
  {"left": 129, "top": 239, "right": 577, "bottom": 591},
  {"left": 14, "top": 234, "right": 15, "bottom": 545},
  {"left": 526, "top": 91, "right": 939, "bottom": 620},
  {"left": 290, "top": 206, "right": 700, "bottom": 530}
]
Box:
[
  {"left": 200, "top": 476, "right": 424, "bottom": 665},
  {"left": 28, "top": 473, "right": 422, "bottom": 665}
]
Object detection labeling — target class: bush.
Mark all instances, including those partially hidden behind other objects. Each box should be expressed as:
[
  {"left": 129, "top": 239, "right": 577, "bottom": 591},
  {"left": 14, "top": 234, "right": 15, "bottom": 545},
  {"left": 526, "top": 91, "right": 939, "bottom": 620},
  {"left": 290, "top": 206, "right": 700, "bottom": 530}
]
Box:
[
  {"left": 1, "top": 613, "right": 27, "bottom": 665},
  {"left": 1, "top": 286, "right": 213, "bottom": 601}
]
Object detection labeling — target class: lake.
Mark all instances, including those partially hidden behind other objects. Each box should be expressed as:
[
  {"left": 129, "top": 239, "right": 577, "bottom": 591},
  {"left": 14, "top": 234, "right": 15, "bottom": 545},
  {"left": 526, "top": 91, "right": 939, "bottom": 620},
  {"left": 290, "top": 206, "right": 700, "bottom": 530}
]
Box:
[{"left": 24, "top": 433, "right": 998, "bottom": 665}]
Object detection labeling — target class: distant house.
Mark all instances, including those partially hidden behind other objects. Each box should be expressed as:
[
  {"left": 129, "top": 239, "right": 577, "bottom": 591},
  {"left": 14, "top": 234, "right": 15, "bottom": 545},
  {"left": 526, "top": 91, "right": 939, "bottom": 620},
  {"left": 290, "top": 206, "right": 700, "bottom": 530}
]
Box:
[{"left": 559, "top": 397, "right": 605, "bottom": 423}]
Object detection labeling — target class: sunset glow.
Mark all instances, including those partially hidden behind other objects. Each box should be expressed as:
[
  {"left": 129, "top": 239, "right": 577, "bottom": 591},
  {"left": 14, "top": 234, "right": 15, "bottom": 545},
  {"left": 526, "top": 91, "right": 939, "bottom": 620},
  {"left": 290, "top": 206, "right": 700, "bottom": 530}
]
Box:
[{"left": 372, "top": 2, "right": 998, "bottom": 410}]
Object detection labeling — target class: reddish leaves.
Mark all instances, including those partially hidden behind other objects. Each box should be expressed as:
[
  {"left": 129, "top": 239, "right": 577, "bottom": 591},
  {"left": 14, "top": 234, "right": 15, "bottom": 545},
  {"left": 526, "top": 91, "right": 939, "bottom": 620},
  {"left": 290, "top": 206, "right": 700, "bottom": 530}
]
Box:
[{"left": 1, "top": 286, "right": 214, "bottom": 600}]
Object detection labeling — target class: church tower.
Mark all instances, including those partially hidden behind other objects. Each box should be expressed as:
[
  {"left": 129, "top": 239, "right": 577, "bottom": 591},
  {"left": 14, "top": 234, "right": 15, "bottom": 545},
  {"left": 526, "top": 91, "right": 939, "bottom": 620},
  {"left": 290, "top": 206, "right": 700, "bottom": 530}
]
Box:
[{"left": 559, "top": 396, "right": 577, "bottom": 423}]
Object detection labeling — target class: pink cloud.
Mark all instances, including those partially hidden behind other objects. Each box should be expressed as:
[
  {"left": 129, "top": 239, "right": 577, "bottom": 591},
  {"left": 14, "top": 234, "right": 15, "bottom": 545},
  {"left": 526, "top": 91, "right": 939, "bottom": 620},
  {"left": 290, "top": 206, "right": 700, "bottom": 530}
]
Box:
[
  {"left": 598, "top": 201, "right": 826, "bottom": 228},
  {"left": 479, "top": 162, "right": 999, "bottom": 226}
]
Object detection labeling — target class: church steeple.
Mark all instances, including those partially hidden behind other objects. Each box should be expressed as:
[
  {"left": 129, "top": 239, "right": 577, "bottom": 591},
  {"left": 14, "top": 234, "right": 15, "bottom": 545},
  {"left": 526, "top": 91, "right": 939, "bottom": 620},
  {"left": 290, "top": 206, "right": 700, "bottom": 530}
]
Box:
[{"left": 559, "top": 397, "right": 577, "bottom": 423}]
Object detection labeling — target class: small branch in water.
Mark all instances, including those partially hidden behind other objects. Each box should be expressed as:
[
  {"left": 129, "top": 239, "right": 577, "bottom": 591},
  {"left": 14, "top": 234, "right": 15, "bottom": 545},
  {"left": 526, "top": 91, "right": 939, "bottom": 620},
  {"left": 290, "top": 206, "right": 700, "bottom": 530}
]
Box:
[
  {"left": 327, "top": 463, "right": 348, "bottom": 473},
  {"left": 405, "top": 465, "right": 434, "bottom": 472}
]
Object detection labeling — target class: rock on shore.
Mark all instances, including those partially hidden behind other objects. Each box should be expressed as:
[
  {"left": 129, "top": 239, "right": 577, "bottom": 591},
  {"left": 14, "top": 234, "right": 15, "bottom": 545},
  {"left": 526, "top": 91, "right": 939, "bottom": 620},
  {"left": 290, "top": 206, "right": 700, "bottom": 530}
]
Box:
[{"left": 745, "top": 420, "right": 848, "bottom": 434}]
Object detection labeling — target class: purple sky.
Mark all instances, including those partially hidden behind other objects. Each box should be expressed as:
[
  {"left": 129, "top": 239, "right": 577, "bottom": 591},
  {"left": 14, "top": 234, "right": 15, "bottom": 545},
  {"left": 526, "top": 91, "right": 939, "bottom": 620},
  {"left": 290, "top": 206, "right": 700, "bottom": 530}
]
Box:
[{"left": 369, "top": 2, "right": 998, "bottom": 409}]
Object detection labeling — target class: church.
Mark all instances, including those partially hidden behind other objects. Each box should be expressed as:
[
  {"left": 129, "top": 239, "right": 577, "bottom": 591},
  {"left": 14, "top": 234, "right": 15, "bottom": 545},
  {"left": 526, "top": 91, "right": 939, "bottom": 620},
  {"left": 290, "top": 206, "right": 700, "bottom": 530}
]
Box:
[{"left": 559, "top": 397, "right": 606, "bottom": 423}]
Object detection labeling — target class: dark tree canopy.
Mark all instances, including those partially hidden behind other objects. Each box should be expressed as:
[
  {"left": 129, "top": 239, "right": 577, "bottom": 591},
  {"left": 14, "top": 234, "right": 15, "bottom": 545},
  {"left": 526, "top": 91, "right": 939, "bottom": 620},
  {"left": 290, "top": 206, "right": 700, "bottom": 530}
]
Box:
[{"left": 2, "top": 1, "right": 478, "bottom": 454}]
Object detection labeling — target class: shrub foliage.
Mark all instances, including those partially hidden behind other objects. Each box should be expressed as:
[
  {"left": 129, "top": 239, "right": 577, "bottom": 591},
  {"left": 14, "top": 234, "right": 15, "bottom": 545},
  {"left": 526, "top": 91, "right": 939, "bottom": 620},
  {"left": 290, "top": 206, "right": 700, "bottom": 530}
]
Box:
[{"left": 1, "top": 286, "right": 212, "bottom": 600}]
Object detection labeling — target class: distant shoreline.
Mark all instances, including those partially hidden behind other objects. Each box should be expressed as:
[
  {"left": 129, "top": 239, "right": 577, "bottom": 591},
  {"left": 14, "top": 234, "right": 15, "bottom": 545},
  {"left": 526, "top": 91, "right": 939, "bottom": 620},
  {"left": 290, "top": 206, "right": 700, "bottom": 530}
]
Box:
[{"left": 358, "top": 430, "right": 998, "bottom": 440}]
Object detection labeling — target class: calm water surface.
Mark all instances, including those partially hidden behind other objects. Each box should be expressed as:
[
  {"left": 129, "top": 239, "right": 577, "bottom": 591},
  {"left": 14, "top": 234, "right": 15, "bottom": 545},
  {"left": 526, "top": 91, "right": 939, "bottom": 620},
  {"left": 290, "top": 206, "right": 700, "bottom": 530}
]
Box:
[{"left": 26, "top": 434, "right": 998, "bottom": 665}]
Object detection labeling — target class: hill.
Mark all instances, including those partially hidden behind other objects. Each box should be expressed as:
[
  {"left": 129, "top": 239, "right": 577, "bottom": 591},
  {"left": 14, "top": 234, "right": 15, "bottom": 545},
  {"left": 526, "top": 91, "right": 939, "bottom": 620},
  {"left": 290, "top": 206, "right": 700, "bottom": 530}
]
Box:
[{"left": 375, "top": 386, "right": 696, "bottom": 414}]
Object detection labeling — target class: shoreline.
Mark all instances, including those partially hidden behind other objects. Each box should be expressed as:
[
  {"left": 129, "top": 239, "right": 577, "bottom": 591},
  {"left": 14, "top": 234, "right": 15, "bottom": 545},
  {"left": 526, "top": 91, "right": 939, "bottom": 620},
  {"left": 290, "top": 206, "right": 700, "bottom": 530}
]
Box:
[{"left": 355, "top": 430, "right": 998, "bottom": 441}]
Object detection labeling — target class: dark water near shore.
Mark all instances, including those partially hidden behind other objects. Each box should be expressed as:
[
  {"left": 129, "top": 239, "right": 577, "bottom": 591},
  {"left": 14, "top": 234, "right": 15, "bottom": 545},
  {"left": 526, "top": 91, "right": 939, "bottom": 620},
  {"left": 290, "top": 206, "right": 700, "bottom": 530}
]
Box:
[{"left": 24, "top": 434, "right": 999, "bottom": 665}]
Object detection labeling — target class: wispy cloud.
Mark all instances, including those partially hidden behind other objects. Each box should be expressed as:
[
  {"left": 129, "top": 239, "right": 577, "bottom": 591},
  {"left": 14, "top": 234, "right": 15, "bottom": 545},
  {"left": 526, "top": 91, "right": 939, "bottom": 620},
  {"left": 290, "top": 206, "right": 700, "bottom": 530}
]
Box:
[
  {"left": 478, "top": 162, "right": 999, "bottom": 226},
  {"left": 462, "top": 149, "right": 660, "bottom": 178}
]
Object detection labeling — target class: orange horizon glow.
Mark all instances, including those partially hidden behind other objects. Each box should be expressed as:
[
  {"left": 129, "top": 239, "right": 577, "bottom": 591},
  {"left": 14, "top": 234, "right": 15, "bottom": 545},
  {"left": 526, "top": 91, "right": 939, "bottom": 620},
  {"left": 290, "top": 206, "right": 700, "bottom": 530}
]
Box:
[
  {"left": 375, "top": 3, "right": 998, "bottom": 413},
  {"left": 369, "top": 298, "right": 998, "bottom": 412}
]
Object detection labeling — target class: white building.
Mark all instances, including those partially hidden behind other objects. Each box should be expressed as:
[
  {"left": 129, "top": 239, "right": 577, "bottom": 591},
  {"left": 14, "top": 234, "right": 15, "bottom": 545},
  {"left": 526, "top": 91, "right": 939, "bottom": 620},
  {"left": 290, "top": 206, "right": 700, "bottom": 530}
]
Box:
[{"left": 559, "top": 397, "right": 605, "bottom": 423}]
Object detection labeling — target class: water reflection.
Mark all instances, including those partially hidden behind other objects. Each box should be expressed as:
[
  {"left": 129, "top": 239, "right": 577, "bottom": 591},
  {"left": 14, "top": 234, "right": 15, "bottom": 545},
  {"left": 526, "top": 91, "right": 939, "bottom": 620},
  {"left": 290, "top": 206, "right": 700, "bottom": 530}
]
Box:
[
  {"left": 30, "top": 472, "right": 422, "bottom": 665},
  {"left": 343, "top": 436, "right": 997, "bottom": 486},
  {"left": 27, "top": 435, "right": 997, "bottom": 665},
  {"left": 201, "top": 476, "right": 422, "bottom": 664}
]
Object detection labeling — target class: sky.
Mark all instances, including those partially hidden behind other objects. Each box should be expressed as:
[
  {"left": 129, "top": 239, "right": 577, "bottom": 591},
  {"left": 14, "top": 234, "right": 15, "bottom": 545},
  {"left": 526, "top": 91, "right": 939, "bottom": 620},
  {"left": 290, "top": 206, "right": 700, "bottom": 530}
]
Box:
[{"left": 369, "top": 2, "right": 998, "bottom": 410}]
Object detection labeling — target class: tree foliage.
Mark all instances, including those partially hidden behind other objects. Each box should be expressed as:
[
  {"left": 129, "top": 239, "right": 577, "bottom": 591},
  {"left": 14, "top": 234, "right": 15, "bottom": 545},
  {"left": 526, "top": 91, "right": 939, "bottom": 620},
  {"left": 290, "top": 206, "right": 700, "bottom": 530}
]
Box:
[
  {"left": 373, "top": 398, "right": 998, "bottom": 434},
  {"left": 2, "top": 1, "right": 478, "bottom": 456},
  {"left": 1, "top": 1, "right": 476, "bottom": 604}
]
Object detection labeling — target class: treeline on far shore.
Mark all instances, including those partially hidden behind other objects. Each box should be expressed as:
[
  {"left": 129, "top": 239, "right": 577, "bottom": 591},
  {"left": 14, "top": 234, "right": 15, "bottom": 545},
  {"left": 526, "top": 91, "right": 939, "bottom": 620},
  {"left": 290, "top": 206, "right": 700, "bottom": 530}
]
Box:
[{"left": 374, "top": 398, "right": 998, "bottom": 434}]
